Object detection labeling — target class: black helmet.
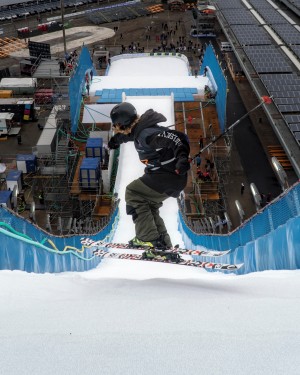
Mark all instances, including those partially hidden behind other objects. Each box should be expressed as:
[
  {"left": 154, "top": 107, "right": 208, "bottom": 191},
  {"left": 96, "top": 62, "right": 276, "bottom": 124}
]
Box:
[{"left": 110, "top": 102, "right": 137, "bottom": 128}]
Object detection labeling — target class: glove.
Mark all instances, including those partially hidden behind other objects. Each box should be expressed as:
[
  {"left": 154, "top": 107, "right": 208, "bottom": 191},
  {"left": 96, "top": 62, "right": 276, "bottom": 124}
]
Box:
[
  {"left": 108, "top": 135, "right": 120, "bottom": 150},
  {"left": 175, "top": 156, "right": 190, "bottom": 175}
]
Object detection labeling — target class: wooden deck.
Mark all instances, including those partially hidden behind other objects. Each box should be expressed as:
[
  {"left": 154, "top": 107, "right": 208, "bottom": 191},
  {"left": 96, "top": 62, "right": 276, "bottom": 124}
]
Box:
[
  {"left": 267, "top": 145, "right": 292, "bottom": 170},
  {"left": 174, "top": 101, "right": 222, "bottom": 215}
]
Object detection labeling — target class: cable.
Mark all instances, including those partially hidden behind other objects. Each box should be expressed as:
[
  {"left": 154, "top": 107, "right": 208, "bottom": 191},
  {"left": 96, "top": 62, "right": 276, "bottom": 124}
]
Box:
[{"left": 191, "top": 96, "right": 273, "bottom": 161}]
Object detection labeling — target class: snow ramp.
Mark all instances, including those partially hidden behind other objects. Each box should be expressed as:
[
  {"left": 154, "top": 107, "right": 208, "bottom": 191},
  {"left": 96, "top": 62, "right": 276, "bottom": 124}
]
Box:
[
  {"left": 1, "top": 96, "right": 300, "bottom": 278},
  {"left": 0, "top": 182, "right": 299, "bottom": 275}
]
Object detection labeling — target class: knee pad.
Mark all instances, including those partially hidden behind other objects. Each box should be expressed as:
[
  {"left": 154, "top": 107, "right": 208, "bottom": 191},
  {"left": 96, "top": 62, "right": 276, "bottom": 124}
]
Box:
[{"left": 126, "top": 205, "right": 138, "bottom": 221}]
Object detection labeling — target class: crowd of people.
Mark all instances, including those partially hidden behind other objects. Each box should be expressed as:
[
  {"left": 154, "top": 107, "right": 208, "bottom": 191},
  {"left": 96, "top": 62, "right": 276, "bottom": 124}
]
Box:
[
  {"left": 110, "top": 18, "right": 205, "bottom": 69},
  {"left": 58, "top": 49, "right": 79, "bottom": 76},
  {"left": 196, "top": 157, "right": 215, "bottom": 182}
]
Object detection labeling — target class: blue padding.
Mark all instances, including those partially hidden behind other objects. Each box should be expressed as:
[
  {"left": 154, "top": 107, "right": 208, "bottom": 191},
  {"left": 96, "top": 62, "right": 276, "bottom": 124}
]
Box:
[
  {"left": 185, "top": 96, "right": 195, "bottom": 102},
  {"left": 0, "top": 207, "right": 119, "bottom": 273},
  {"left": 69, "top": 46, "right": 97, "bottom": 133},
  {"left": 178, "top": 182, "right": 300, "bottom": 275},
  {"left": 200, "top": 44, "right": 227, "bottom": 132},
  {"left": 95, "top": 90, "right": 103, "bottom": 96},
  {"left": 107, "top": 87, "right": 198, "bottom": 98}
]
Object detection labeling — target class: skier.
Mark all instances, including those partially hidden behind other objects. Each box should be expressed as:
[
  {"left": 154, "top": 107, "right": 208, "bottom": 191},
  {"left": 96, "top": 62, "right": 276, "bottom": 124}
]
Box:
[{"left": 108, "top": 102, "right": 190, "bottom": 250}]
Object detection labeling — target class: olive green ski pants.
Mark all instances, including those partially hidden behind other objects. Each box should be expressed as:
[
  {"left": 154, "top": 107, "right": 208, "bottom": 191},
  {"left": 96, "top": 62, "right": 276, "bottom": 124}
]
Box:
[{"left": 125, "top": 178, "right": 172, "bottom": 247}]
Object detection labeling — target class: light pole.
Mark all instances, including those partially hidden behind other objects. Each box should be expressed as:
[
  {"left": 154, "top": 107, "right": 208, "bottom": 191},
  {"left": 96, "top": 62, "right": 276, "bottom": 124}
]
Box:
[{"left": 60, "top": 0, "right": 67, "bottom": 56}]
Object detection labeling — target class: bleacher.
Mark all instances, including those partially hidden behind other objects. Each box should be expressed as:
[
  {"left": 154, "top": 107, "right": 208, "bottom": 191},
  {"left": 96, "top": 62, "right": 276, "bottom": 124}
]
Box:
[
  {"left": 87, "top": 2, "right": 154, "bottom": 25},
  {"left": 0, "top": 0, "right": 93, "bottom": 21}
]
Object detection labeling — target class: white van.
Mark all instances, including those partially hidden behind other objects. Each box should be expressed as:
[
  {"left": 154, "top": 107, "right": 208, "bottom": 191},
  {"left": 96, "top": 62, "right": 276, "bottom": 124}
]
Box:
[
  {"left": 221, "top": 42, "right": 233, "bottom": 52},
  {"left": 0, "top": 113, "right": 14, "bottom": 135}
]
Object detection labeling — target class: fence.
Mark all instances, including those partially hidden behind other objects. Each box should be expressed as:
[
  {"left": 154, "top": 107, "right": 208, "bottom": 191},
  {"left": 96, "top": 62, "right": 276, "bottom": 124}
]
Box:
[
  {"left": 0, "top": 205, "right": 118, "bottom": 273},
  {"left": 179, "top": 181, "right": 300, "bottom": 274}
]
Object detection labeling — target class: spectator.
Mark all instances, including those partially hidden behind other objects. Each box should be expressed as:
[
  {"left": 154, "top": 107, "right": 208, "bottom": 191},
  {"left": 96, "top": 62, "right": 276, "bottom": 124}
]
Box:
[
  {"left": 203, "top": 171, "right": 211, "bottom": 181},
  {"left": 199, "top": 136, "right": 204, "bottom": 149},
  {"left": 86, "top": 83, "right": 90, "bottom": 96},
  {"left": 195, "top": 155, "right": 201, "bottom": 168},
  {"left": 197, "top": 169, "right": 204, "bottom": 181}
]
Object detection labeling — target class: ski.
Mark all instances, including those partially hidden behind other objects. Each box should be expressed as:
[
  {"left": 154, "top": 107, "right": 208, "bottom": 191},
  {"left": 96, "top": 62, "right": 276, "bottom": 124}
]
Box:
[
  {"left": 92, "top": 249, "right": 243, "bottom": 271},
  {"left": 80, "top": 238, "right": 230, "bottom": 257}
]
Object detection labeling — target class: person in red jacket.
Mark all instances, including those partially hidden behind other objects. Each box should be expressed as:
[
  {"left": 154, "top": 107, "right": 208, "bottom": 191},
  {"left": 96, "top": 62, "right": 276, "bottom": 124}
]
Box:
[{"left": 108, "top": 102, "right": 190, "bottom": 249}]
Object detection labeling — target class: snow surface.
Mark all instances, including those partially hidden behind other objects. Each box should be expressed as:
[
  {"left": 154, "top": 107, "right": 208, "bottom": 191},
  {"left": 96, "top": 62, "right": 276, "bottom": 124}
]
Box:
[
  {"left": 1, "top": 55, "right": 300, "bottom": 375},
  {"left": 88, "top": 54, "right": 209, "bottom": 96}
]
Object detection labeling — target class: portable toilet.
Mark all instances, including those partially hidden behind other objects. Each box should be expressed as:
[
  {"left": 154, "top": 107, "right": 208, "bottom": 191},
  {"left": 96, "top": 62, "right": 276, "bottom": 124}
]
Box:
[
  {"left": 16, "top": 154, "right": 37, "bottom": 173},
  {"left": 79, "top": 157, "right": 101, "bottom": 190},
  {"left": 86, "top": 138, "right": 103, "bottom": 159},
  {"left": 0, "top": 190, "right": 12, "bottom": 209},
  {"left": 6, "top": 170, "right": 23, "bottom": 193}
]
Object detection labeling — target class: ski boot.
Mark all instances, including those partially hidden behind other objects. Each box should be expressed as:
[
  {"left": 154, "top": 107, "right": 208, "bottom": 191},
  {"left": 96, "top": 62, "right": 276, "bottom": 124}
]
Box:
[
  {"left": 129, "top": 236, "right": 169, "bottom": 250},
  {"left": 128, "top": 237, "right": 155, "bottom": 249}
]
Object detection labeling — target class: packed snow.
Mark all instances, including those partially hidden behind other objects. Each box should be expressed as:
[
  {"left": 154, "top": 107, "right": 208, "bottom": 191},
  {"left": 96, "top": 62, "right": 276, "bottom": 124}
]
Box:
[{"left": 1, "top": 55, "right": 300, "bottom": 375}]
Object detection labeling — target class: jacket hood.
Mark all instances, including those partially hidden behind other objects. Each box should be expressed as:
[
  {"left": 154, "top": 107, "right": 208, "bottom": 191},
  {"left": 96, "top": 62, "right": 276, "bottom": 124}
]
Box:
[{"left": 133, "top": 109, "right": 167, "bottom": 136}]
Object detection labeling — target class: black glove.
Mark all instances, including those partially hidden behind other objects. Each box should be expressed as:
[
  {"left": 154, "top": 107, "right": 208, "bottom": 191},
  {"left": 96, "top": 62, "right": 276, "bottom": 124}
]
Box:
[
  {"left": 175, "top": 156, "right": 190, "bottom": 175},
  {"left": 108, "top": 135, "right": 120, "bottom": 150}
]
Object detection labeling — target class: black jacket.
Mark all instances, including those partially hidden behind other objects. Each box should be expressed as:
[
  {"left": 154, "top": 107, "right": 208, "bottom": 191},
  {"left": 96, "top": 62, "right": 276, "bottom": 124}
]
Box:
[{"left": 111, "top": 109, "right": 190, "bottom": 197}]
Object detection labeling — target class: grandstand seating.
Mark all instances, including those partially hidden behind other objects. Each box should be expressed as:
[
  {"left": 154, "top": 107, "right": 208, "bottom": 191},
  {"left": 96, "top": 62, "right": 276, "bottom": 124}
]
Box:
[{"left": 0, "top": 0, "right": 92, "bottom": 21}]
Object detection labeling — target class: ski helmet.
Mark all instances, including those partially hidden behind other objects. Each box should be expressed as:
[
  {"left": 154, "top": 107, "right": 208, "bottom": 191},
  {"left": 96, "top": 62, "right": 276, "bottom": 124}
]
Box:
[{"left": 110, "top": 102, "right": 137, "bottom": 129}]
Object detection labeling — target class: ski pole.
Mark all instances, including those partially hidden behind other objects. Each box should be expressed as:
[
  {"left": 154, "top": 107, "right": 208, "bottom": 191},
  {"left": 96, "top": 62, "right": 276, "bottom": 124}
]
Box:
[{"left": 191, "top": 96, "right": 273, "bottom": 160}]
